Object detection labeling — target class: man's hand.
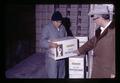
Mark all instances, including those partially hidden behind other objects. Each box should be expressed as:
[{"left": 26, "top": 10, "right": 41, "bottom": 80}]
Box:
[
  {"left": 49, "top": 42, "right": 58, "bottom": 48},
  {"left": 73, "top": 50, "right": 80, "bottom": 55}
]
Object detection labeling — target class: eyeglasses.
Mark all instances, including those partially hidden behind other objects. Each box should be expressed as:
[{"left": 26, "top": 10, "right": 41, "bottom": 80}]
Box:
[
  {"left": 93, "top": 17, "right": 99, "bottom": 20},
  {"left": 90, "top": 15, "right": 100, "bottom": 20}
]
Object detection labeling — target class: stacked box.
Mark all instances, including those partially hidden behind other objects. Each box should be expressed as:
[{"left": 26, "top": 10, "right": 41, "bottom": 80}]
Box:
[
  {"left": 75, "top": 36, "right": 88, "bottom": 47},
  {"left": 69, "top": 56, "right": 85, "bottom": 78},
  {"left": 68, "top": 36, "right": 88, "bottom": 78},
  {"left": 48, "top": 37, "right": 78, "bottom": 60}
]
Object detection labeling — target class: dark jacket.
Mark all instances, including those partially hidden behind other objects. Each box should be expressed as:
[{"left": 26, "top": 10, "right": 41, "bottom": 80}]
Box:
[{"left": 78, "top": 21, "right": 115, "bottom": 78}]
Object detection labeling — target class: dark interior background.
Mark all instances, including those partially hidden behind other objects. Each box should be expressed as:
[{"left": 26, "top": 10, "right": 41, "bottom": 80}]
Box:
[{"left": 5, "top": 4, "right": 35, "bottom": 70}]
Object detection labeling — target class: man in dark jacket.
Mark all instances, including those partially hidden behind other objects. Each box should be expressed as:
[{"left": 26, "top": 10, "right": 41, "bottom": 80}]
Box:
[{"left": 76, "top": 4, "right": 115, "bottom": 78}]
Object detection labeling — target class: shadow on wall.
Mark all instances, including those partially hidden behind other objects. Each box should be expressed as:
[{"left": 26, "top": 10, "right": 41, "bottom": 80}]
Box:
[
  {"left": 62, "top": 17, "right": 73, "bottom": 78},
  {"left": 62, "top": 17, "right": 73, "bottom": 36}
]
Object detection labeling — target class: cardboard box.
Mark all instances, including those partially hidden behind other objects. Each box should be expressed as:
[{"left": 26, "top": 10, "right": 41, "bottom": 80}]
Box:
[
  {"left": 69, "top": 74, "right": 84, "bottom": 78},
  {"left": 75, "top": 36, "right": 88, "bottom": 47},
  {"left": 68, "top": 36, "right": 88, "bottom": 78},
  {"left": 48, "top": 37, "right": 78, "bottom": 60},
  {"left": 69, "top": 56, "right": 85, "bottom": 78}
]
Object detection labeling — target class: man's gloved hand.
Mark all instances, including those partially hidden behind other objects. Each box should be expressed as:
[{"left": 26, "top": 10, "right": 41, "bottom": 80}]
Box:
[{"left": 73, "top": 50, "right": 80, "bottom": 55}]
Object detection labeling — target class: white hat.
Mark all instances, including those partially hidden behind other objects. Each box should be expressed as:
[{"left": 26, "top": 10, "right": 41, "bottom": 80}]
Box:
[{"left": 88, "top": 4, "right": 114, "bottom": 15}]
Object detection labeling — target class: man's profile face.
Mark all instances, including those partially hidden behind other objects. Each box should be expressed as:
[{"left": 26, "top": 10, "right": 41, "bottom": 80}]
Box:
[
  {"left": 91, "top": 15, "right": 102, "bottom": 26},
  {"left": 53, "top": 21, "right": 62, "bottom": 28}
]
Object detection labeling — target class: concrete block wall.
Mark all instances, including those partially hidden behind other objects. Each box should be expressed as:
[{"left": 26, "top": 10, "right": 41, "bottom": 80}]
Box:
[
  {"left": 35, "top": 5, "right": 54, "bottom": 53},
  {"left": 35, "top": 4, "right": 90, "bottom": 53}
]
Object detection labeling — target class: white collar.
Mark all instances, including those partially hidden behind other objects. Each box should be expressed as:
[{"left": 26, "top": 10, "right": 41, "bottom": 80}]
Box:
[
  {"left": 100, "top": 21, "right": 112, "bottom": 34},
  {"left": 57, "top": 28, "right": 60, "bottom": 31}
]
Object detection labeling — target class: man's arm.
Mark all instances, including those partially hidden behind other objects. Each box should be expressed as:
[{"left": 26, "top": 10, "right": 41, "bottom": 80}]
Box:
[
  {"left": 78, "top": 36, "right": 96, "bottom": 54},
  {"left": 40, "top": 26, "right": 58, "bottom": 49},
  {"left": 40, "top": 26, "right": 50, "bottom": 49}
]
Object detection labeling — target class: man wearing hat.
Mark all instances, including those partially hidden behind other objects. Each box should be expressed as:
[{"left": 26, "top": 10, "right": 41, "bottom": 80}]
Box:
[
  {"left": 75, "top": 4, "right": 115, "bottom": 78},
  {"left": 40, "top": 11, "right": 67, "bottom": 78}
]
